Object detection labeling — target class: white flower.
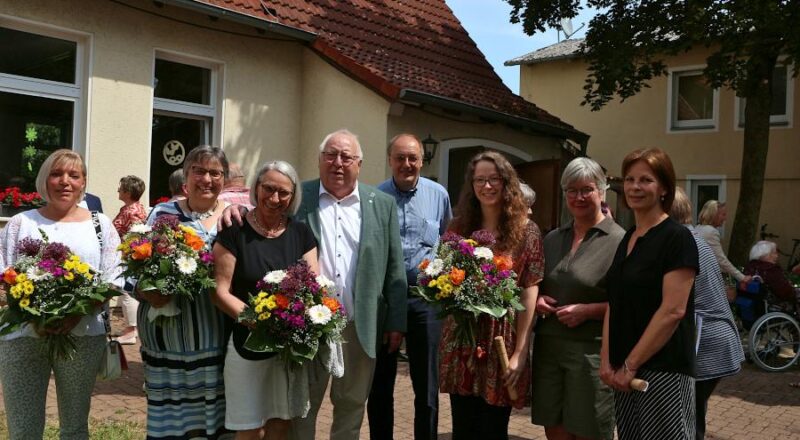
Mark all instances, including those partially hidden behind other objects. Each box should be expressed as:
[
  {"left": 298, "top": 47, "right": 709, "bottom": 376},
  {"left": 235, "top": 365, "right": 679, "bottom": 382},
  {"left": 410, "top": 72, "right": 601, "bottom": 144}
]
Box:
[
  {"left": 129, "top": 224, "right": 152, "bottom": 234},
  {"left": 25, "top": 266, "right": 52, "bottom": 281},
  {"left": 264, "top": 270, "right": 287, "bottom": 284},
  {"left": 424, "top": 259, "right": 445, "bottom": 277},
  {"left": 474, "top": 247, "right": 494, "bottom": 260},
  {"left": 307, "top": 304, "right": 332, "bottom": 325},
  {"left": 316, "top": 275, "right": 336, "bottom": 289},
  {"left": 175, "top": 256, "right": 197, "bottom": 275}
]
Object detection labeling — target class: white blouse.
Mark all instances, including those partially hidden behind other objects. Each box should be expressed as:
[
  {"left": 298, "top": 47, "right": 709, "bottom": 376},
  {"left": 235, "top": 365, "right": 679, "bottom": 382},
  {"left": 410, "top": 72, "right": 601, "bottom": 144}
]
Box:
[{"left": 0, "top": 209, "right": 123, "bottom": 339}]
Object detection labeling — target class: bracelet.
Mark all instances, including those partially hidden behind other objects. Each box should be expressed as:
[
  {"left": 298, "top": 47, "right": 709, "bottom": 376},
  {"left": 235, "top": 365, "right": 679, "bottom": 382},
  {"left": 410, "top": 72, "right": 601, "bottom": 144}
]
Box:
[{"left": 623, "top": 360, "right": 637, "bottom": 374}]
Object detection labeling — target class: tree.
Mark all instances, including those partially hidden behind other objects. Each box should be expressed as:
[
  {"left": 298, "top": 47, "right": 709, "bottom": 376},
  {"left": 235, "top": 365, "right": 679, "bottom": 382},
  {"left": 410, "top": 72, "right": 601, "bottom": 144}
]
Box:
[{"left": 506, "top": 0, "right": 799, "bottom": 265}]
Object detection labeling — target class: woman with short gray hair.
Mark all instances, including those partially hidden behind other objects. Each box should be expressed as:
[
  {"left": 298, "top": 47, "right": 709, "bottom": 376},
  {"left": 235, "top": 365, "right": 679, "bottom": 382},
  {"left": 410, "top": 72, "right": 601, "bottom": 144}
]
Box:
[
  {"left": 531, "top": 156, "right": 624, "bottom": 440},
  {"left": 740, "top": 241, "right": 797, "bottom": 331},
  {"left": 213, "top": 160, "right": 319, "bottom": 440}
]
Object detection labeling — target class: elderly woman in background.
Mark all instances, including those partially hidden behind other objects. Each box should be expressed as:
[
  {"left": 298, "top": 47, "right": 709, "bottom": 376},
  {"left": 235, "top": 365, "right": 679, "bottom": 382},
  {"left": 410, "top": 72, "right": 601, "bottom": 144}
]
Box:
[
  {"left": 696, "top": 201, "right": 750, "bottom": 285},
  {"left": 113, "top": 174, "right": 147, "bottom": 344},
  {"left": 742, "top": 241, "right": 797, "bottom": 320},
  {"left": 670, "top": 188, "right": 744, "bottom": 440},
  {"left": 440, "top": 151, "right": 543, "bottom": 440},
  {"left": 0, "top": 149, "right": 122, "bottom": 439},
  {"left": 520, "top": 182, "right": 536, "bottom": 218},
  {"left": 601, "top": 148, "right": 698, "bottom": 439},
  {"left": 213, "top": 161, "right": 318, "bottom": 440},
  {"left": 138, "top": 146, "right": 230, "bottom": 440},
  {"left": 531, "top": 157, "right": 624, "bottom": 440}
]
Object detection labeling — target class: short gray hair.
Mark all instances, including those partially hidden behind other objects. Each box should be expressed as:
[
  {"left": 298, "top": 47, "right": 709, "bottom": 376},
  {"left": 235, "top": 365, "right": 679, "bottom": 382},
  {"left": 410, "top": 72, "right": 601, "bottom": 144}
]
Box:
[
  {"left": 749, "top": 240, "right": 777, "bottom": 262},
  {"left": 250, "top": 160, "right": 302, "bottom": 215},
  {"left": 36, "top": 149, "right": 87, "bottom": 204},
  {"left": 318, "top": 129, "right": 363, "bottom": 160},
  {"left": 168, "top": 169, "right": 185, "bottom": 196},
  {"left": 183, "top": 145, "right": 229, "bottom": 180},
  {"left": 520, "top": 183, "right": 536, "bottom": 207},
  {"left": 561, "top": 157, "right": 607, "bottom": 196}
]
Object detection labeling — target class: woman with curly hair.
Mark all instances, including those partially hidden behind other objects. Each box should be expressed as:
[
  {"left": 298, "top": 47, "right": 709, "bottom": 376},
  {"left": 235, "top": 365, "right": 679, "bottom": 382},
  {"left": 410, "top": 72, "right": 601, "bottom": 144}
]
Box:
[{"left": 439, "top": 151, "right": 544, "bottom": 440}]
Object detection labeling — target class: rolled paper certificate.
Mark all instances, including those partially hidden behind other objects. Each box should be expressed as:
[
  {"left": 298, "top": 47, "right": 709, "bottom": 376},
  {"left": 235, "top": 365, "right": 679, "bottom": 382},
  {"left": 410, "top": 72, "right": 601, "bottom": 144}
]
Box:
[
  {"left": 630, "top": 378, "right": 649, "bottom": 392},
  {"left": 493, "top": 336, "right": 519, "bottom": 401}
]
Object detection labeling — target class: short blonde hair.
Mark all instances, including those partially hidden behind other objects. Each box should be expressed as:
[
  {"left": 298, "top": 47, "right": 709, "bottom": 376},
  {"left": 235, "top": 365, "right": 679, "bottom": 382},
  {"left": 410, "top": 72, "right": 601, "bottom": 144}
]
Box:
[
  {"left": 698, "top": 200, "right": 725, "bottom": 226},
  {"left": 669, "top": 187, "right": 693, "bottom": 225},
  {"left": 36, "top": 149, "right": 86, "bottom": 204}
]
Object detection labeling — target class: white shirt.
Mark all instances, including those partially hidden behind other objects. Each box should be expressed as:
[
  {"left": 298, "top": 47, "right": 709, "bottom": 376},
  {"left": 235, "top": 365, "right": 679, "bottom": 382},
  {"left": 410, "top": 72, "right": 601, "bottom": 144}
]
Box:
[{"left": 318, "top": 183, "right": 361, "bottom": 320}]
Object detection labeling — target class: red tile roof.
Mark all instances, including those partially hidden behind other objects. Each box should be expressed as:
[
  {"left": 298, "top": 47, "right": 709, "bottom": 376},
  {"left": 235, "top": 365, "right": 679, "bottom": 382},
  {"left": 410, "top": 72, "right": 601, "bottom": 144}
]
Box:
[{"left": 195, "top": 0, "right": 582, "bottom": 138}]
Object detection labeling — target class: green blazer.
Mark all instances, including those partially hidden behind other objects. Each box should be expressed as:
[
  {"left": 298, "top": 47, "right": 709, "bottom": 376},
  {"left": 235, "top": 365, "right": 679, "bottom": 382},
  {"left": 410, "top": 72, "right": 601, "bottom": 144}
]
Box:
[{"left": 295, "top": 179, "right": 407, "bottom": 358}]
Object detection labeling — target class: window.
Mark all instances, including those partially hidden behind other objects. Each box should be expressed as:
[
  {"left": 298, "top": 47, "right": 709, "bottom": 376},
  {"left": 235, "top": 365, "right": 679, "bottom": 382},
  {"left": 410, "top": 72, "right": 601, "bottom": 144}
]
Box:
[
  {"left": 669, "top": 68, "right": 718, "bottom": 131},
  {"left": 150, "top": 51, "right": 222, "bottom": 201},
  {"left": 686, "top": 175, "right": 726, "bottom": 227},
  {"left": 0, "top": 17, "right": 88, "bottom": 203},
  {"left": 736, "top": 63, "right": 794, "bottom": 128}
]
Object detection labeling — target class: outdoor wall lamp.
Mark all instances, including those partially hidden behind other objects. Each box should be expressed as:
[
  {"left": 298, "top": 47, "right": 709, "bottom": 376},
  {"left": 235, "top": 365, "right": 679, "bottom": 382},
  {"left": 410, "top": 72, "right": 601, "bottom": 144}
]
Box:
[{"left": 422, "top": 134, "right": 439, "bottom": 165}]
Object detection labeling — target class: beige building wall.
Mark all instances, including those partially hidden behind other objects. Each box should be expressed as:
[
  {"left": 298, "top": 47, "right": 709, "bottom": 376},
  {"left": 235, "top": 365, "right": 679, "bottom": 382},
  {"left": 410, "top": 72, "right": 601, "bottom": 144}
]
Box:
[{"left": 519, "top": 48, "right": 800, "bottom": 255}]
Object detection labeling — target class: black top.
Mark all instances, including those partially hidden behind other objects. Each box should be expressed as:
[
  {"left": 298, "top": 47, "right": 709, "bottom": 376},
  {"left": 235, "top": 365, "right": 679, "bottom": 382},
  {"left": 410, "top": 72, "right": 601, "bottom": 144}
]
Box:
[
  {"left": 607, "top": 217, "right": 699, "bottom": 376},
  {"left": 215, "top": 217, "right": 317, "bottom": 360}
]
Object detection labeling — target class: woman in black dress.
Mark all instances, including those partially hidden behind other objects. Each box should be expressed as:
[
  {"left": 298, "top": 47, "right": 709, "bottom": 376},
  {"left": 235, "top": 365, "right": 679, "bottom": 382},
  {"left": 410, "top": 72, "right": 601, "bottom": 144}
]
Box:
[
  {"left": 600, "top": 148, "right": 699, "bottom": 439},
  {"left": 213, "top": 161, "right": 318, "bottom": 440}
]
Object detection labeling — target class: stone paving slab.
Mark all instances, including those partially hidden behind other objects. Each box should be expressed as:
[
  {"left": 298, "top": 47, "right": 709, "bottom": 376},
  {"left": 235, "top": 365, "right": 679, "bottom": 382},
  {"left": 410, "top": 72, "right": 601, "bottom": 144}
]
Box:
[{"left": 2, "top": 337, "right": 800, "bottom": 439}]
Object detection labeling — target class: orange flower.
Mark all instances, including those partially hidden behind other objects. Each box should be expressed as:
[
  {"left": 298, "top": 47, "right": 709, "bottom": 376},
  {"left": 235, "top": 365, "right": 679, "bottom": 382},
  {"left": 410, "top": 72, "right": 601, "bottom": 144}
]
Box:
[
  {"left": 132, "top": 242, "right": 153, "bottom": 260},
  {"left": 493, "top": 255, "right": 513, "bottom": 272},
  {"left": 449, "top": 268, "right": 466, "bottom": 285},
  {"left": 274, "top": 294, "right": 290, "bottom": 309},
  {"left": 2, "top": 268, "right": 17, "bottom": 285},
  {"left": 322, "top": 297, "right": 340, "bottom": 313},
  {"left": 418, "top": 259, "right": 430, "bottom": 270},
  {"left": 184, "top": 234, "right": 204, "bottom": 251}
]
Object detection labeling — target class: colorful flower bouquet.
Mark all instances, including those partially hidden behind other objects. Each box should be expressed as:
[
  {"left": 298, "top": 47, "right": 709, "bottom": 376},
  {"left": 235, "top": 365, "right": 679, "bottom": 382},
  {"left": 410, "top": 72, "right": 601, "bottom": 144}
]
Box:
[
  {"left": 238, "top": 261, "right": 346, "bottom": 366},
  {"left": 413, "top": 230, "right": 523, "bottom": 347},
  {"left": 0, "top": 232, "right": 118, "bottom": 360},
  {"left": 118, "top": 215, "right": 215, "bottom": 321}
]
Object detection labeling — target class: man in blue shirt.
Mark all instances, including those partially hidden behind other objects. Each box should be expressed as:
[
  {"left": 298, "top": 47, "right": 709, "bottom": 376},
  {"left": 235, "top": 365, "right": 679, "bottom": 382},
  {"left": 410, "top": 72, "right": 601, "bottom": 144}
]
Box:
[{"left": 368, "top": 134, "right": 452, "bottom": 440}]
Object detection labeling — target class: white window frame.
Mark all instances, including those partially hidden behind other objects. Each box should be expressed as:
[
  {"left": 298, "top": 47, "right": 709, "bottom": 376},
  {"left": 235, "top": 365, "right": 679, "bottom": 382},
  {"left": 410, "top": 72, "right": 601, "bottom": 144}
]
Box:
[
  {"left": 734, "top": 61, "right": 794, "bottom": 130},
  {"left": 151, "top": 49, "right": 224, "bottom": 147},
  {"left": 685, "top": 174, "right": 727, "bottom": 230},
  {"left": 0, "top": 14, "right": 92, "bottom": 157},
  {"left": 667, "top": 66, "right": 719, "bottom": 133}
]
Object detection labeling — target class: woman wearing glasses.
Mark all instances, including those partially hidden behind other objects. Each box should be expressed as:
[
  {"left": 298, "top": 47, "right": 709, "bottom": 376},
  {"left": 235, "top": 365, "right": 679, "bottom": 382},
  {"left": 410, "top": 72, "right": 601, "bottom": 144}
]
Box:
[
  {"left": 531, "top": 158, "right": 624, "bottom": 440},
  {"left": 137, "top": 146, "right": 231, "bottom": 440},
  {"left": 212, "top": 161, "right": 318, "bottom": 440},
  {"left": 439, "top": 151, "right": 543, "bottom": 440}
]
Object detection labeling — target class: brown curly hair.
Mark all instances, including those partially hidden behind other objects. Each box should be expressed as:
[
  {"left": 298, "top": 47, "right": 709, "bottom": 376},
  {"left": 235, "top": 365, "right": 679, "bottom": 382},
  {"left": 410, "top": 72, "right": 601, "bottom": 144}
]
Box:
[{"left": 449, "top": 151, "right": 528, "bottom": 252}]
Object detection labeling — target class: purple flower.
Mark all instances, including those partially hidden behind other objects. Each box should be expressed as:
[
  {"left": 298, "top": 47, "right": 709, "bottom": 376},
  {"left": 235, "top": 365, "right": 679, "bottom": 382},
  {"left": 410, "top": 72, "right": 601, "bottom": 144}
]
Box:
[
  {"left": 440, "top": 231, "right": 463, "bottom": 244},
  {"left": 457, "top": 241, "right": 475, "bottom": 256},
  {"left": 470, "top": 230, "right": 496, "bottom": 246},
  {"left": 152, "top": 214, "right": 180, "bottom": 231},
  {"left": 42, "top": 242, "right": 71, "bottom": 263},
  {"left": 480, "top": 264, "right": 494, "bottom": 273},
  {"left": 199, "top": 252, "right": 213, "bottom": 264},
  {"left": 16, "top": 237, "right": 43, "bottom": 257},
  {"left": 497, "top": 270, "right": 511, "bottom": 279}
]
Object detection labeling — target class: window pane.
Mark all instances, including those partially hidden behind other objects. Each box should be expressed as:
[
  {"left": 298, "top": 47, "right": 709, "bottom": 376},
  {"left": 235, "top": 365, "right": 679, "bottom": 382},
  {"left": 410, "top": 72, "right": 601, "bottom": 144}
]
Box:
[
  {"left": 771, "top": 65, "right": 787, "bottom": 116},
  {"left": 0, "top": 27, "right": 77, "bottom": 84},
  {"left": 676, "top": 74, "right": 714, "bottom": 121},
  {"left": 154, "top": 59, "right": 211, "bottom": 105},
  {"left": 149, "top": 114, "right": 210, "bottom": 201},
  {"left": 0, "top": 91, "right": 74, "bottom": 193}
]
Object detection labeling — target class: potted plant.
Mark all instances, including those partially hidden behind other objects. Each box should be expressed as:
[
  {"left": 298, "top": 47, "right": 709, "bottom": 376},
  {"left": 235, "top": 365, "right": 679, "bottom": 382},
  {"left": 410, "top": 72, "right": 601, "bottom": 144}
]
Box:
[{"left": 0, "top": 186, "right": 44, "bottom": 217}]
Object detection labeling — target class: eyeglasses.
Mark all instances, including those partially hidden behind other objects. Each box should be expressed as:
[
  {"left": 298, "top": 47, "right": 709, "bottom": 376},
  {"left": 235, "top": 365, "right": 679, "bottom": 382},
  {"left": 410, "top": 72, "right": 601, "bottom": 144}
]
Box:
[
  {"left": 565, "top": 187, "right": 596, "bottom": 199},
  {"left": 260, "top": 184, "right": 293, "bottom": 200},
  {"left": 321, "top": 151, "right": 360, "bottom": 166},
  {"left": 190, "top": 166, "right": 224, "bottom": 180},
  {"left": 472, "top": 176, "right": 504, "bottom": 187}
]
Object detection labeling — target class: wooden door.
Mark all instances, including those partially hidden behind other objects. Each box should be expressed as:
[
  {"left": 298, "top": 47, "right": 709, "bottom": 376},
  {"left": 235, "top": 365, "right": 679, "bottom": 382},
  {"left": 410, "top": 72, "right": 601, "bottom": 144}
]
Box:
[{"left": 515, "top": 159, "right": 561, "bottom": 233}]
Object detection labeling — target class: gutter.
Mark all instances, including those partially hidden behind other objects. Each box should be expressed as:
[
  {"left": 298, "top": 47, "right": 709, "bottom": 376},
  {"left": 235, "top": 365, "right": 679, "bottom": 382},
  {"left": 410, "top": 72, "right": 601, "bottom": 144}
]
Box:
[
  {"left": 161, "top": 0, "right": 316, "bottom": 42},
  {"left": 398, "top": 89, "right": 590, "bottom": 154}
]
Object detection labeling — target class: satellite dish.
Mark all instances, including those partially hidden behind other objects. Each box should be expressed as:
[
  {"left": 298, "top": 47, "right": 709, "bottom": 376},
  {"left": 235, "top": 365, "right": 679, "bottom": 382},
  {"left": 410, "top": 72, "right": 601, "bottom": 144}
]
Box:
[{"left": 561, "top": 18, "right": 574, "bottom": 37}]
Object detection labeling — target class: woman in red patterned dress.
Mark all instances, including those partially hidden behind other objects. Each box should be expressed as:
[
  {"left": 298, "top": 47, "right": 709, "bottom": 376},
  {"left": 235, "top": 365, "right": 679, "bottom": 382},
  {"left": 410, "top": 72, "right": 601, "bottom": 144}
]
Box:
[{"left": 441, "top": 151, "right": 544, "bottom": 440}]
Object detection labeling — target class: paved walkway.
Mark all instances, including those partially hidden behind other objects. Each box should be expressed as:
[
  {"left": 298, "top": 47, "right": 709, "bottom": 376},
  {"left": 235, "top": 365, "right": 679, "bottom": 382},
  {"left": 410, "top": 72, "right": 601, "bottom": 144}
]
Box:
[{"left": 2, "top": 336, "right": 800, "bottom": 439}]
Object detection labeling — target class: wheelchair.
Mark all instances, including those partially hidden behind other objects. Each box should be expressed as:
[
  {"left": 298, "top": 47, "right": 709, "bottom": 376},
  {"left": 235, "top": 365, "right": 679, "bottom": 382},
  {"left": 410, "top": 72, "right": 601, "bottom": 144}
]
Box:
[{"left": 737, "top": 283, "right": 800, "bottom": 372}]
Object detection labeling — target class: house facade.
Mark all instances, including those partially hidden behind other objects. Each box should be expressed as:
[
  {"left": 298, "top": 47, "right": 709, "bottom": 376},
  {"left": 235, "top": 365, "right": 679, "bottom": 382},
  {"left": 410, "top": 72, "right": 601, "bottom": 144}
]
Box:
[
  {"left": 1, "top": 0, "right": 586, "bottom": 232},
  {"left": 507, "top": 40, "right": 799, "bottom": 261}
]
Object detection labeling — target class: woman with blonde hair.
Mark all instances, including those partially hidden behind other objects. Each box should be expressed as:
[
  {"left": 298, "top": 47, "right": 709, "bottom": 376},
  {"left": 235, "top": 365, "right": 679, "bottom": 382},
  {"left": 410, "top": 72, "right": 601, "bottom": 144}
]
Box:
[{"left": 696, "top": 200, "right": 750, "bottom": 284}]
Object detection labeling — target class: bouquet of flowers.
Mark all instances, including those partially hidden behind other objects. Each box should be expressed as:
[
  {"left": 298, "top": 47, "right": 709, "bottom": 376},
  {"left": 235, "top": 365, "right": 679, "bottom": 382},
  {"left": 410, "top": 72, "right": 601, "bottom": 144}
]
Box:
[
  {"left": 413, "top": 230, "right": 523, "bottom": 347},
  {"left": 0, "top": 232, "right": 118, "bottom": 360},
  {"left": 118, "top": 215, "right": 214, "bottom": 321},
  {"left": 238, "top": 261, "right": 346, "bottom": 366}
]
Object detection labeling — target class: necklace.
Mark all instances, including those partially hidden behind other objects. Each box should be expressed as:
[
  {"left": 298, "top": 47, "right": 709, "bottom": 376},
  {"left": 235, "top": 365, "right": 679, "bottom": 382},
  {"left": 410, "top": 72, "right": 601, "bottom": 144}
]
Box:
[
  {"left": 185, "top": 200, "right": 218, "bottom": 221},
  {"left": 252, "top": 211, "right": 286, "bottom": 238}
]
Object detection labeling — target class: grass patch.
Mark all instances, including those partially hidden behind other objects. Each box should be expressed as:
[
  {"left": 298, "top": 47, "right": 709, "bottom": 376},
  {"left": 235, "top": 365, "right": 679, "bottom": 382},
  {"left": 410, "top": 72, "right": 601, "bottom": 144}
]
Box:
[{"left": 0, "top": 414, "right": 144, "bottom": 439}]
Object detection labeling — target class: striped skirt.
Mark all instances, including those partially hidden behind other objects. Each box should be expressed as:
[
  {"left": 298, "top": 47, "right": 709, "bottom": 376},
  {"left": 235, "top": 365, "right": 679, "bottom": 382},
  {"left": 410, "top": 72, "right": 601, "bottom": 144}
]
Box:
[{"left": 615, "top": 369, "right": 695, "bottom": 440}]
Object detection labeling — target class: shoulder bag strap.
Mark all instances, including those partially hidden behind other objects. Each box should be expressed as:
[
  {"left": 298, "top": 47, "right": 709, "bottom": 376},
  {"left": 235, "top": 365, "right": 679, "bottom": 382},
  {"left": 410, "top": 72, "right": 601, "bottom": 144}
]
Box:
[{"left": 91, "top": 211, "right": 112, "bottom": 335}]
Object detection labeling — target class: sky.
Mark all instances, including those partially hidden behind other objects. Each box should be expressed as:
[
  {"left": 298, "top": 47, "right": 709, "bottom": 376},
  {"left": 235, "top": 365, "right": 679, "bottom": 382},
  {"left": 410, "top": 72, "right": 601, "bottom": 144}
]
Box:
[{"left": 445, "top": 0, "right": 595, "bottom": 94}]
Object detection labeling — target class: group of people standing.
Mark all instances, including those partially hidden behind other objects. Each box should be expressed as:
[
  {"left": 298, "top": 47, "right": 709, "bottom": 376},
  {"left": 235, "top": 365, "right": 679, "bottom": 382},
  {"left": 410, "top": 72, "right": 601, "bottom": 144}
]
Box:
[{"left": 0, "top": 128, "right": 749, "bottom": 440}]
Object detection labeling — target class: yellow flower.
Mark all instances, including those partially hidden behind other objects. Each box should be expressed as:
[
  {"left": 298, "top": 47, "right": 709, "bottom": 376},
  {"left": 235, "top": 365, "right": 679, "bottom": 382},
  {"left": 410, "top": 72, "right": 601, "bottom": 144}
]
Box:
[
  {"left": 63, "top": 261, "right": 75, "bottom": 271},
  {"left": 442, "top": 284, "right": 453, "bottom": 294},
  {"left": 9, "top": 285, "right": 22, "bottom": 299},
  {"left": 257, "top": 292, "right": 268, "bottom": 299},
  {"left": 428, "top": 279, "right": 438, "bottom": 288},
  {"left": 179, "top": 225, "right": 197, "bottom": 236},
  {"left": 255, "top": 303, "right": 265, "bottom": 313},
  {"left": 265, "top": 295, "right": 278, "bottom": 310},
  {"left": 258, "top": 312, "right": 271, "bottom": 321},
  {"left": 70, "top": 255, "right": 80, "bottom": 262},
  {"left": 76, "top": 263, "right": 90, "bottom": 274},
  {"left": 22, "top": 282, "right": 34, "bottom": 295},
  {"left": 15, "top": 274, "right": 27, "bottom": 283},
  {"left": 64, "top": 272, "right": 75, "bottom": 281},
  {"left": 19, "top": 298, "right": 30, "bottom": 308},
  {"left": 85, "top": 273, "right": 93, "bottom": 281},
  {"left": 465, "top": 239, "right": 478, "bottom": 246}
]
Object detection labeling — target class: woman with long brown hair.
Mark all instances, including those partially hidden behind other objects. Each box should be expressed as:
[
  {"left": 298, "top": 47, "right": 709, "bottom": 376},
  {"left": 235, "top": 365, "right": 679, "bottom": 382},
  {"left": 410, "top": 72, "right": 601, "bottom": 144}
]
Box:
[{"left": 439, "top": 151, "right": 543, "bottom": 440}]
